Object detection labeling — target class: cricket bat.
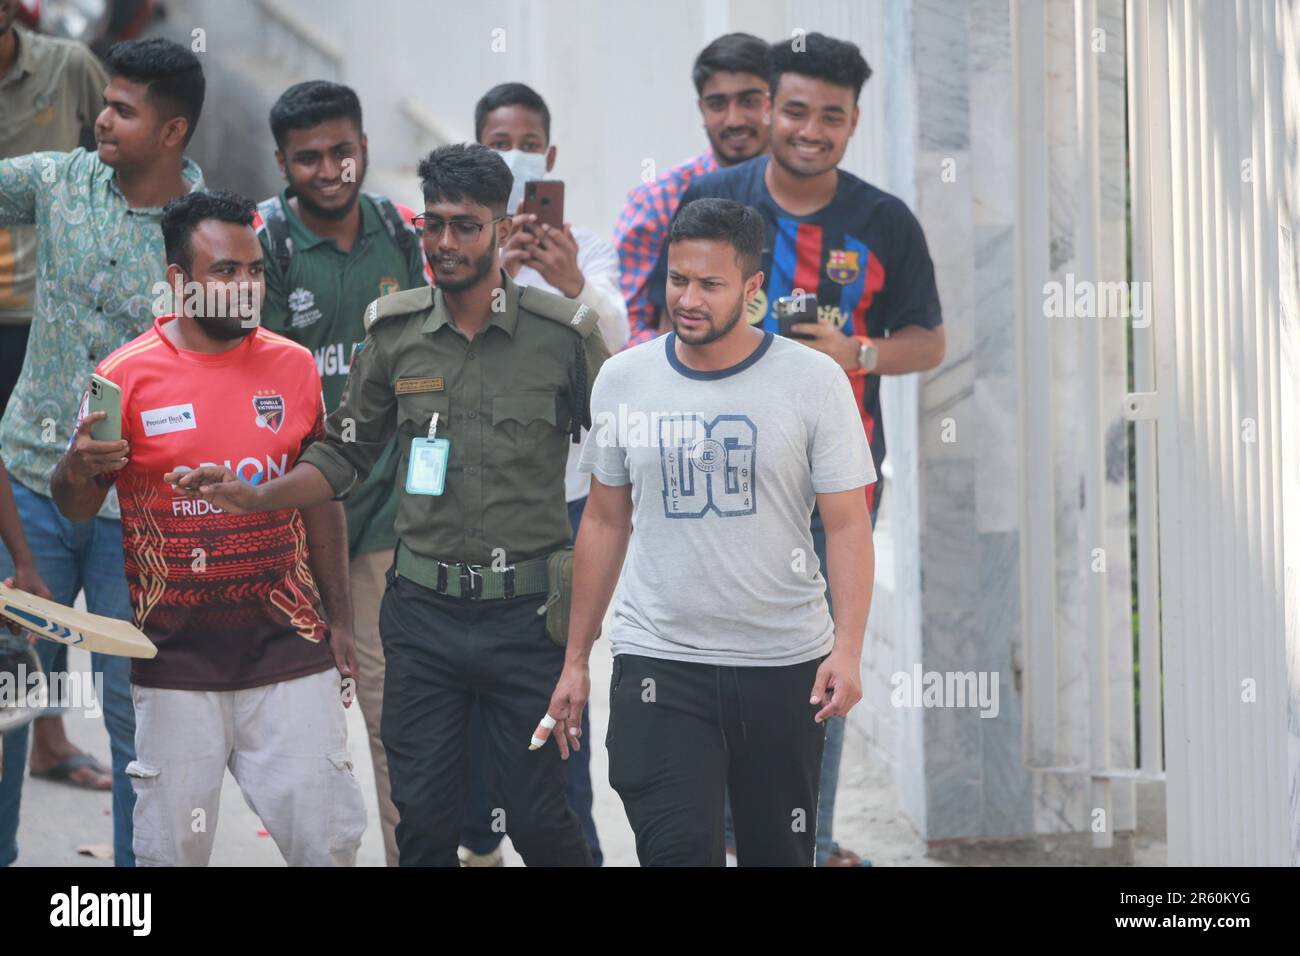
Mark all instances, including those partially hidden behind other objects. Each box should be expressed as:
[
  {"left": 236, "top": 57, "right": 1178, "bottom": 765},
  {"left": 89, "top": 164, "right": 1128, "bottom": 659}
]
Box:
[{"left": 0, "top": 584, "right": 157, "bottom": 659}]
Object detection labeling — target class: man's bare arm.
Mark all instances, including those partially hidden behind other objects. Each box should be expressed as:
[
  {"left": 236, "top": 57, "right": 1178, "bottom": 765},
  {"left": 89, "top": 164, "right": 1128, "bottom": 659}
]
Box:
[
  {"left": 808, "top": 486, "right": 874, "bottom": 722},
  {"left": 818, "top": 487, "right": 874, "bottom": 658},
  {"left": 51, "top": 411, "right": 128, "bottom": 522},
  {"left": 565, "top": 476, "right": 633, "bottom": 667},
  {"left": 874, "top": 323, "right": 945, "bottom": 376},
  {"left": 790, "top": 322, "right": 946, "bottom": 376},
  {"left": 165, "top": 460, "right": 336, "bottom": 515},
  {"left": 300, "top": 498, "right": 356, "bottom": 694},
  {"left": 300, "top": 500, "right": 352, "bottom": 633},
  {"left": 535, "top": 476, "right": 633, "bottom": 759}
]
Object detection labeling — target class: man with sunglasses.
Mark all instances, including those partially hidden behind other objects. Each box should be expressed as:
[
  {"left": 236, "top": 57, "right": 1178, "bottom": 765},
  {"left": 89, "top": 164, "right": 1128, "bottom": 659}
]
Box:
[
  {"left": 254, "top": 80, "right": 427, "bottom": 867},
  {"left": 167, "top": 143, "right": 610, "bottom": 867},
  {"left": 461, "top": 79, "right": 627, "bottom": 867}
]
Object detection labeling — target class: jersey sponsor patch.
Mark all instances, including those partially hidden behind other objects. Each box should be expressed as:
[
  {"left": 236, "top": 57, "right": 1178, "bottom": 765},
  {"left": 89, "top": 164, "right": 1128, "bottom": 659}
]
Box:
[
  {"left": 140, "top": 403, "right": 197, "bottom": 437},
  {"left": 395, "top": 377, "right": 444, "bottom": 394}
]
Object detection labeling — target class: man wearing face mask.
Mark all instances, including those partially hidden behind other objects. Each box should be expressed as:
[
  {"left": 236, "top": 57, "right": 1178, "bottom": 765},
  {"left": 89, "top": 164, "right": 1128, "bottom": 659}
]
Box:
[
  {"left": 255, "top": 80, "right": 428, "bottom": 867},
  {"left": 460, "top": 81, "right": 626, "bottom": 866},
  {"left": 479, "top": 82, "right": 627, "bottom": 378}
]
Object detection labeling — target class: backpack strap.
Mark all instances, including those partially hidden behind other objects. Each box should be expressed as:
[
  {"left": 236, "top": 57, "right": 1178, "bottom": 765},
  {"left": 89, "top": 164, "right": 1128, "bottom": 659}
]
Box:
[
  {"left": 365, "top": 192, "right": 418, "bottom": 262},
  {"left": 255, "top": 196, "right": 293, "bottom": 274},
  {"left": 518, "top": 286, "right": 599, "bottom": 444}
]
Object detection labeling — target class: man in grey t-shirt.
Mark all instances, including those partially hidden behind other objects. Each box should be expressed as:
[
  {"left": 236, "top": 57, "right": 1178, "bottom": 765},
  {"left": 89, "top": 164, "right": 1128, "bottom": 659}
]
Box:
[{"left": 536, "top": 199, "right": 876, "bottom": 867}]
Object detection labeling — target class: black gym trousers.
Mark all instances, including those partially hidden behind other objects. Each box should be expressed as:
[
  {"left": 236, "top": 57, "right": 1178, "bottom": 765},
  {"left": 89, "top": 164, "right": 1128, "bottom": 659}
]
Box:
[
  {"left": 607, "top": 652, "right": 828, "bottom": 866},
  {"left": 378, "top": 569, "right": 593, "bottom": 867}
]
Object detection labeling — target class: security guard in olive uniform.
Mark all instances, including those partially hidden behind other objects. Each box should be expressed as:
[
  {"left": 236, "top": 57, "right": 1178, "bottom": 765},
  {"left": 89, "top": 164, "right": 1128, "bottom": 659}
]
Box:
[{"left": 169, "top": 144, "right": 609, "bottom": 866}]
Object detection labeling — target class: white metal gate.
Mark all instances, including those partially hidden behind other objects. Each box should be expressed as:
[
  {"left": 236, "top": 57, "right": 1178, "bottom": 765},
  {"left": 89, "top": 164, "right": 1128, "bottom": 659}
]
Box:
[
  {"left": 1016, "top": 0, "right": 1294, "bottom": 865},
  {"left": 1125, "top": 0, "right": 1291, "bottom": 866}
]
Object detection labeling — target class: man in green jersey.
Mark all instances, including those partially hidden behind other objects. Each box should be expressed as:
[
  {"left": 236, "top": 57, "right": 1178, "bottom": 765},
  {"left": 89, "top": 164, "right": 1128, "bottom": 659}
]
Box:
[{"left": 256, "top": 80, "right": 427, "bottom": 867}]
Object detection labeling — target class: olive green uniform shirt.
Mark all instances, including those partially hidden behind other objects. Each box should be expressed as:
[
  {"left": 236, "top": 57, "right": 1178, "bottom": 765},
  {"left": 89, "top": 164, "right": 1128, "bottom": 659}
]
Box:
[
  {"left": 299, "top": 272, "right": 610, "bottom": 565},
  {"left": 257, "top": 188, "right": 425, "bottom": 558}
]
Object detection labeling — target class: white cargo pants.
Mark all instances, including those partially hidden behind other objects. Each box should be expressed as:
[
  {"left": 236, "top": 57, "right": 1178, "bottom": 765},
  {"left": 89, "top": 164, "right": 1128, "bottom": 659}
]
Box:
[{"left": 126, "top": 668, "right": 367, "bottom": 866}]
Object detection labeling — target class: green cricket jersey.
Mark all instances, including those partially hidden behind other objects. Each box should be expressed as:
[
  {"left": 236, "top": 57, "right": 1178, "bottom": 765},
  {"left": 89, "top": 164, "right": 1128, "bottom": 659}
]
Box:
[{"left": 257, "top": 187, "right": 426, "bottom": 557}]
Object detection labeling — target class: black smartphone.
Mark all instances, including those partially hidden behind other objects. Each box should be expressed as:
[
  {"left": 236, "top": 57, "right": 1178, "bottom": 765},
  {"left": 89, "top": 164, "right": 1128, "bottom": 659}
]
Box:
[{"left": 774, "top": 292, "right": 819, "bottom": 337}]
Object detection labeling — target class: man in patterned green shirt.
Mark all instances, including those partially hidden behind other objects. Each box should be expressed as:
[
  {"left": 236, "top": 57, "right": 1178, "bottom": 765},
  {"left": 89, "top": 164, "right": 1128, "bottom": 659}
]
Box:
[
  {"left": 0, "top": 37, "right": 205, "bottom": 867},
  {"left": 1, "top": 0, "right": 110, "bottom": 801},
  {"left": 255, "top": 80, "right": 427, "bottom": 867}
]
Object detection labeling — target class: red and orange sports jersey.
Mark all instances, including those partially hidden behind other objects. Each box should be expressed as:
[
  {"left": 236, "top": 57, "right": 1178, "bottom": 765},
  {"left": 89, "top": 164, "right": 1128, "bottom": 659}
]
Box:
[{"left": 85, "top": 315, "right": 335, "bottom": 691}]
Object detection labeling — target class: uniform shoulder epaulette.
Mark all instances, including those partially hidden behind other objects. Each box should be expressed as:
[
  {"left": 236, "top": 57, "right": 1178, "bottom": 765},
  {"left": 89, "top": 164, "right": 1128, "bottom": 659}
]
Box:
[
  {"left": 519, "top": 286, "right": 599, "bottom": 338},
  {"left": 364, "top": 285, "right": 434, "bottom": 332}
]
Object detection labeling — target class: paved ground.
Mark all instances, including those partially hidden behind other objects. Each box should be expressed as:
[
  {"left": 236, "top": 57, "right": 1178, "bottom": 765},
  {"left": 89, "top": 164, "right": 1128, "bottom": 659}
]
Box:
[
  {"left": 9, "top": 638, "right": 1166, "bottom": 867},
  {"left": 11, "top": 636, "right": 927, "bottom": 866}
]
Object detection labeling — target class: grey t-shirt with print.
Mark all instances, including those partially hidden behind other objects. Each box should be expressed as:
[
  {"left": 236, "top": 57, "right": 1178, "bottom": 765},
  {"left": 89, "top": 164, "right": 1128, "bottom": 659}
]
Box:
[{"left": 579, "top": 331, "right": 876, "bottom": 667}]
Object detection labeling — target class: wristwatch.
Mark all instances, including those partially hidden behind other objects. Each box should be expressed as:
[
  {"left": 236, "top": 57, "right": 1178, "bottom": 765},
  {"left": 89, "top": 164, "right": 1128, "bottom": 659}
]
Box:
[{"left": 855, "top": 336, "right": 879, "bottom": 373}]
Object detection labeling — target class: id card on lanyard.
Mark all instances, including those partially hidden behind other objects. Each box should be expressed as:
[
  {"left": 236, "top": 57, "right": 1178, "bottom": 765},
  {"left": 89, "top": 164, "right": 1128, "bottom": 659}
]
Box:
[{"left": 406, "top": 412, "right": 450, "bottom": 496}]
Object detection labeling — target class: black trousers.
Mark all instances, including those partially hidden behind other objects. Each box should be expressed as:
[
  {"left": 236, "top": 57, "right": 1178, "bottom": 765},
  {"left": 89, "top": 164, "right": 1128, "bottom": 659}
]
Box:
[
  {"left": 607, "top": 652, "right": 827, "bottom": 867},
  {"left": 378, "top": 569, "right": 593, "bottom": 867}
]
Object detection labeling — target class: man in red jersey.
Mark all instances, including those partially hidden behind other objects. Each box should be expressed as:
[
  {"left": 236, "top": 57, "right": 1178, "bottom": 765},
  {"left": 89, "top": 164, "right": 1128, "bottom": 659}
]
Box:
[{"left": 50, "top": 191, "right": 366, "bottom": 866}]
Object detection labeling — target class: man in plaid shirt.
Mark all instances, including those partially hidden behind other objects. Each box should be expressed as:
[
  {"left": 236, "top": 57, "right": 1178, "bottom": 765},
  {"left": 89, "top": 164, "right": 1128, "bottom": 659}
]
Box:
[{"left": 614, "top": 33, "right": 771, "bottom": 346}]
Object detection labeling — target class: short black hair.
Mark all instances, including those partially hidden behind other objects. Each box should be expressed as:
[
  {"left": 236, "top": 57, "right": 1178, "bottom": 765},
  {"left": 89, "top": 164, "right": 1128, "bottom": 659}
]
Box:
[
  {"left": 269, "top": 80, "right": 364, "bottom": 150},
  {"left": 417, "top": 144, "right": 512, "bottom": 216},
  {"left": 668, "top": 198, "right": 765, "bottom": 276},
  {"left": 474, "top": 82, "right": 550, "bottom": 143},
  {"left": 769, "top": 32, "right": 872, "bottom": 102},
  {"left": 693, "top": 32, "right": 770, "bottom": 94},
  {"left": 162, "top": 190, "right": 256, "bottom": 272},
  {"left": 104, "top": 38, "right": 205, "bottom": 144}
]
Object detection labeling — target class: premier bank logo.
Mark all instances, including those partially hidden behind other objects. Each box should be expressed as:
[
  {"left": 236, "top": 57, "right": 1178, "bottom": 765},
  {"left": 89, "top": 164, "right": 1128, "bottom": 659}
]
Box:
[
  {"left": 49, "top": 886, "right": 151, "bottom": 936},
  {"left": 141, "top": 403, "right": 198, "bottom": 437}
]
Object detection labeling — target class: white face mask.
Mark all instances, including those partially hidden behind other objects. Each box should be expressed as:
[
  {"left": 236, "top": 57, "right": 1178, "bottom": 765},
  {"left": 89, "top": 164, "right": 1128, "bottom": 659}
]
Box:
[{"left": 497, "top": 149, "right": 549, "bottom": 214}]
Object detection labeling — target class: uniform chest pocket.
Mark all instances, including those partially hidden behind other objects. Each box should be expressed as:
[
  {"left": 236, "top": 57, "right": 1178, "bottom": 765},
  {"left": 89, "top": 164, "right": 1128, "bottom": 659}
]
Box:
[
  {"left": 397, "top": 391, "right": 450, "bottom": 437},
  {"left": 492, "top": 393, "right": 557, "bottom": 427},
  {"left": 491, "top": 392, "right": 558, "bottom": 454}
]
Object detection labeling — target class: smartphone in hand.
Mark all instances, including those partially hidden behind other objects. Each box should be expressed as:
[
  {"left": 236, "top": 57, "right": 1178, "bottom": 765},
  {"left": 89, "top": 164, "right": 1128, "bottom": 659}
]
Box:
[
  {"left": 519, "top": 180, "right": 565, "bottom": 231},
  {"left": 87, "top": 374, "right": 122, "bottom": 442},
  {"left": 774, "top": 293, "right": 819, "bottom": 338}
]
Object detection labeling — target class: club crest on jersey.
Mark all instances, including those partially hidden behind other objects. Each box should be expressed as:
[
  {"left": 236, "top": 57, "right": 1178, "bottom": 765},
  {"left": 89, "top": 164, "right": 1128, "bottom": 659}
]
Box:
[
  {"left": 827, "top": 249, "right": 861, "bottom": 285},
  {"left": 253, "top": 391, "right": 286, "bottom": 433}
]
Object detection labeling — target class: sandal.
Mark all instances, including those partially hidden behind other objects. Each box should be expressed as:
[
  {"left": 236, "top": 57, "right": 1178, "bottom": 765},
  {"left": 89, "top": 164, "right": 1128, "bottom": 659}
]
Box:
[
  {"left": 30, "top": 753, "right": 113, "bottom": 791},
  {"left": 822, "top": 846, "right": 873, "bottom": 867}
]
